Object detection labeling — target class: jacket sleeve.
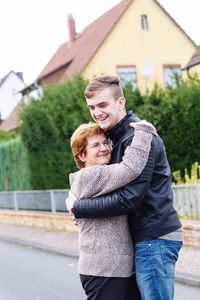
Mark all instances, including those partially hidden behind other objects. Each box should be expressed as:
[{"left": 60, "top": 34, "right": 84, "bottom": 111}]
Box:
[{"left": 72, "top": 138, "right": 158, "bottom": 219}]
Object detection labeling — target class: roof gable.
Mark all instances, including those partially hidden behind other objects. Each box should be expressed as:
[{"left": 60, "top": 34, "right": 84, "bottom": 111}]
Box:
[
  {"left": 0, "top": 71, "right": 14, "bottom": 88},
  {"left": 0, "top": 71, "right": 25, "bottom": 89},
  {"left": 155, "top": 0, "right": 196, "bottom": 48},
  {"left": 37, "top": 0, "right": 197, "bottom": 83},
  {"left": 38, "top": 0, "right": 132, "bottom": 81}
]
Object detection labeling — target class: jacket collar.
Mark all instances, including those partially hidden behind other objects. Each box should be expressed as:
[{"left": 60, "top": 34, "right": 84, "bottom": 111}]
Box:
[{"left": 106, "top": 111, "right": 138, "bottom": 145}]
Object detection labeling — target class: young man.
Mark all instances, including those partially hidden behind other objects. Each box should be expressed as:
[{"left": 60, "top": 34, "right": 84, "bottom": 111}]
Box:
[
  {"left": 69, "top": 121, "right": 155, "bottom": 300},
  {"left": 66, "top": 75, "right": 183, "bottom": 300}
]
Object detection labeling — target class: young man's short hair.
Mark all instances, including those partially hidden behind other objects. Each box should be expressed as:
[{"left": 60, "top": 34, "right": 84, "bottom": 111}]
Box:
[
  {"left": 71, "top": 123, "right": 105, "bottom": 169},
  {"left": 85, "top": 75, "right": 124, "bottom": 100}
]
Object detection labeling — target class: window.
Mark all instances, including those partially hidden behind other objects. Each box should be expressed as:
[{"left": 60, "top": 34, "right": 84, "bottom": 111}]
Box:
[
  {"left": 163, "top": 66, "right": 181, "bottom": 87},
  {"left": 141, "top": 15, "right": 148, "bottom": 31},
  {"left": 117, "top": 66, "right": 137, "bottom": 88}
]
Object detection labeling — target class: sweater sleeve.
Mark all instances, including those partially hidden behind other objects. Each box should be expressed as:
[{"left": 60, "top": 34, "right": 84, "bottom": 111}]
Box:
[
  {"left": 70, "top": 124, "right": 153, "bottom": 199},
  {"left": 72, "top": 138, "right": 158, "bottom": 218}
]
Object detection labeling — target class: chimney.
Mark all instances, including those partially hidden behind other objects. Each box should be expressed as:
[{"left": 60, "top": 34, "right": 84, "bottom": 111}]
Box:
[{"left": 68, "top": 13, "right": 76, "bottom": 45}]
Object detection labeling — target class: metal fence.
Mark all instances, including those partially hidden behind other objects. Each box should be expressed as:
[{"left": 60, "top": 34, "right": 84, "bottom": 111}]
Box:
[
  {"left": 173, "top": 184, "right": 200, "bottom": 220},
  {"left": 0, "top": 185, "right": 200, "bottom": 219},
  {"left": 0, "top": 190, "right": 69, "bottom": 213}
]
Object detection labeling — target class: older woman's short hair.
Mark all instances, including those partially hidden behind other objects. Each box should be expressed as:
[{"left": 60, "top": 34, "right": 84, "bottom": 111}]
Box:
[{"left": 70, "top": 123, "right": 105, "bottom": 168}]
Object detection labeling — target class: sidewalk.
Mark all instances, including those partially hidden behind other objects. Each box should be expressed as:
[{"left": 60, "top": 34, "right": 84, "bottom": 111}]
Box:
[{"left": 0, "top": 223, "right": 200, "bottom": 287}]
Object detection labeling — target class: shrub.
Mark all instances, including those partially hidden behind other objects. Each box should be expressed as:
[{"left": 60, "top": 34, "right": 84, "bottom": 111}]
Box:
[
  {"left": 20, "top": 75, "right": 90, "bottom": 189},
  {"left": 0, "top": 138, "right": 31, "bottom": 191}
]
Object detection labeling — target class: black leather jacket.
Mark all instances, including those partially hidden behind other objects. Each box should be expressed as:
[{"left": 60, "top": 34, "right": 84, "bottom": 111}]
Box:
[{"left": 72, "top": 111, "right": 182, "bottom": 242}]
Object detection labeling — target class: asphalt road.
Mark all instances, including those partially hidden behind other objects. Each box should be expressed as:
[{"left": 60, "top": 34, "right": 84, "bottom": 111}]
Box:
[
  {"left": 0, "top": 240, "right": 199, "bottom": 300},
  {"left": 0, "top": 240, "right": 84, "bottom": 300}
]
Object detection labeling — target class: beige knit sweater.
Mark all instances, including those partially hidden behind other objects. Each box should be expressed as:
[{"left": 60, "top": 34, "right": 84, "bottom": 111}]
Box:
[{"left": 69, "top": 124, "right": 153, "bottom": 277}]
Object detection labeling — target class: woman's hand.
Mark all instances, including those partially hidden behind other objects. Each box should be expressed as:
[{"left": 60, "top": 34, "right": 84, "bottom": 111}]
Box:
[
  {"left": 65, "top": 191, "right": 78, "bottom": 225},
  {"left": 130, "top": 120, "right": 158, "bottom": 136},
  {"left": 65, "top": 190, "right": 76, "bottom": 215}
]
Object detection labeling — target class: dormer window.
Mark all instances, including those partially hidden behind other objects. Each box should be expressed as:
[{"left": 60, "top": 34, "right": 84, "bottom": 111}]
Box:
[{"left": 141, "top": 15, "right": 148, "bottom": 31}]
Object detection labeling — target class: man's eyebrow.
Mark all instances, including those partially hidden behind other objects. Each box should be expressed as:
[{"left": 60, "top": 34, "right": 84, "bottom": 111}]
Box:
[{"left": 88, "top": 101, "right": 108, "bottom": 108}]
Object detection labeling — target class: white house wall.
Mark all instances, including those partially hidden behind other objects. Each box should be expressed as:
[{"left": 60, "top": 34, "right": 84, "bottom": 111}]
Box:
[{"left": 0, "top": 72, "right": 26, "bottom": 120}]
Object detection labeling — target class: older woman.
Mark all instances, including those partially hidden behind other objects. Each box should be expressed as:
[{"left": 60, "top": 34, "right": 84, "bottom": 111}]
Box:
[{"left": 67, "top": 121, "right": 156, "bottom": 300}]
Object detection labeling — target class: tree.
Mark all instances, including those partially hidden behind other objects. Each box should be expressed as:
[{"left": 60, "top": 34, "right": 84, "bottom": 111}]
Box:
[
  {"left": 124, "top": 77, "right": 200, "bottom": 175},
  {"left": 21, "top": 75, "right": 90, "bottom": 189}
]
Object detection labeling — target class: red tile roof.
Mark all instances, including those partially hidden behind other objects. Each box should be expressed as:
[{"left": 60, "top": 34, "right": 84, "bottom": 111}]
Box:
[
  {"left": 38, "top": 0, "right": 197, "bottom": 84},
  {"left": 184, "top": 45, "right": 200, "bottom": 70},
  {"left": 0, "top": 101, "right": 22, "bottom": 131},
  {"left": 37, "top": 0, "right": 132, "bottom": 83}
]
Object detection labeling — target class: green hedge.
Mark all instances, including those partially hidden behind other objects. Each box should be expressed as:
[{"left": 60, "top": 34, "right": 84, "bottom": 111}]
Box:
[
  {"left": 0, "top": 138, "right": 31, "bottom": 191},
  {"left": 125, "top": 77, "right": 200, "bottom": 175},
  {"left": 0, "top": 129, "right": 18, "bottom": 143},
  {"left": 19, "top": 75, "right": 200, "bottom": 189},
  {"left": 20, "top": 75, "right": 90, "bottom": 189}
]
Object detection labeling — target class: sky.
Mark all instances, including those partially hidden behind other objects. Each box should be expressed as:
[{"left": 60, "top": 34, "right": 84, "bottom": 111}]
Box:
[{"left": 0, "top": 0, "right": 200, "bottom": 85}]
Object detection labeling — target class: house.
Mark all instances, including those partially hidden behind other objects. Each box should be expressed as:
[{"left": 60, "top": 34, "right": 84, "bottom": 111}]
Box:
[
  {"left": 37, "top": 0, "right": 197, "bottom": 90},
  {"left": 0, "top": 71, "right": 26, "bottom": 121},
  {"left": 0, "top": 71, "right": 43, "bottom": 132},
  {"left": 0, "top": 101, "right": 22, "bottom": 132}
]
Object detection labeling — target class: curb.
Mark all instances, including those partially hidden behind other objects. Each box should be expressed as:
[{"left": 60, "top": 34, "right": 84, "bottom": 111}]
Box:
[
  {"left": 0, "top": 235, "right": 79, "bottom": 259},
  {"left": 175, "top": 272, "right": 200, "bottom": 287},
  {"left": 1, "top": 235, "right": 200, "bottom": 287}
]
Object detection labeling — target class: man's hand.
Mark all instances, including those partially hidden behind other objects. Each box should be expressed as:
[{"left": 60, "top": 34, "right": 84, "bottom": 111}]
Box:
[{"left": 65, "top": 190, "right": 77, "bottom": 215}]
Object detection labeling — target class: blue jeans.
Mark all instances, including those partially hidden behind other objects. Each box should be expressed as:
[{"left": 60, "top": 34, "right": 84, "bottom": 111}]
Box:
[{"left": 135, "top": 239, "right": 183, "bottom": 300}]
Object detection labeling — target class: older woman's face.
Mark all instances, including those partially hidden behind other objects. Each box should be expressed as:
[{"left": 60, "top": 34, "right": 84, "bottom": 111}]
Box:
[{"left": 80, "top": 133, "right": 111, "bottom": 167}]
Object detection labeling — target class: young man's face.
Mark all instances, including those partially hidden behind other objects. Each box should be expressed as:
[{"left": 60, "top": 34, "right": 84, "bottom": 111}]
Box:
[{"left": 86, "top": 88, "right": 126, "bottom": 131}]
